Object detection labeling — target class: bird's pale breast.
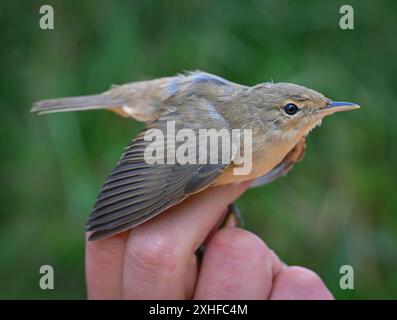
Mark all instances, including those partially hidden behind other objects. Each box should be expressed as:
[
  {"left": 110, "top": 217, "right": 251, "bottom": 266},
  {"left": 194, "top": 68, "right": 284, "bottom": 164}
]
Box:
[{"left": 213, "top": 138, "right": 295, "bottom": 185}]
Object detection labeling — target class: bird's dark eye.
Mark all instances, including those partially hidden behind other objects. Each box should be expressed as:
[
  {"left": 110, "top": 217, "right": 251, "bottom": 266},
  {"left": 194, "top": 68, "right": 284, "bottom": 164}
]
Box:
[{"left": 283, "top": 103, "right": 299, "bottom": 115}]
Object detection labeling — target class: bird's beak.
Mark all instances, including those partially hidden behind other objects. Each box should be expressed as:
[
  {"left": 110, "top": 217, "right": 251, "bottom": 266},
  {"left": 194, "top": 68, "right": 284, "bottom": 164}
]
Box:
[{"left": 317, "top": 101, "right": 360, "bottom": 116}]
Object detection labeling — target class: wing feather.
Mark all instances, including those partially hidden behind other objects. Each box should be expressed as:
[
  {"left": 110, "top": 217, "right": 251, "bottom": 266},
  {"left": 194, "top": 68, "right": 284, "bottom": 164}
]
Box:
[{"left": 88, "top": 114, "right": 232, "bottom": 240}]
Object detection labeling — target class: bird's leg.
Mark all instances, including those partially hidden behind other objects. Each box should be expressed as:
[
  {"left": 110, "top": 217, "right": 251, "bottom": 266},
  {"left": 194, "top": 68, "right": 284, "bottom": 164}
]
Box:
[
  {"left": 195, "top": 202, "right": 243, "bottom": 262},
  {"left": 221, "top": 202, "right": 244, "bottom": 228}
]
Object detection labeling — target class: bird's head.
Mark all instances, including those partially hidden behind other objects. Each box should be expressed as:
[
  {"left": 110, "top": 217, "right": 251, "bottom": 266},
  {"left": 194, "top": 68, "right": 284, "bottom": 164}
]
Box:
[{"left": 247, "top": 82, "right": 360, "bottom": 142}]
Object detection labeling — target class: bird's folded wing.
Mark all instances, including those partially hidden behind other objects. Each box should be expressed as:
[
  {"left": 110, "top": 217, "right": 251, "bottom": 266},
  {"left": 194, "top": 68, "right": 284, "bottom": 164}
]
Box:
[{"left": 87, "top": 107, "right": 233, "bottom": 241}]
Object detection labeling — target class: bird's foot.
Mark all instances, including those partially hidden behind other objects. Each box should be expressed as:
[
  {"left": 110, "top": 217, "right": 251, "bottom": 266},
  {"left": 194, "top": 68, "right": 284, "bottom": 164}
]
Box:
[
  {"left": 221, "top": 202, "right": 244, "bottom": 228},
  {"left": 195, "top": 202, "right": 243, "bottom": 262}
]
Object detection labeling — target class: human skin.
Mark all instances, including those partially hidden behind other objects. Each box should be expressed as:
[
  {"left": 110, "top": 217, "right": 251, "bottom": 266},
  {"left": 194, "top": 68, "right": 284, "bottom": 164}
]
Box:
[{"left": 85, "top": 181, "right": 333, "bottom": 300}]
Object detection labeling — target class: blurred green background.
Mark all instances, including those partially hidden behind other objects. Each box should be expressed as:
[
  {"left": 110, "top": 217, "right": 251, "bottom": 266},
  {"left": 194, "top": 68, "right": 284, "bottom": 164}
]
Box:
[{"left": 1, "top": 0, "right": 396, "bottom": 299}]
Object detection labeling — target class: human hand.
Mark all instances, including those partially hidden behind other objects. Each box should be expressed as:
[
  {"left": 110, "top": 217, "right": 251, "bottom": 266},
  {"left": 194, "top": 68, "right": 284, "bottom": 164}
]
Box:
[{"left": 86, "top": 182, "right": 333, "bottom": 300}]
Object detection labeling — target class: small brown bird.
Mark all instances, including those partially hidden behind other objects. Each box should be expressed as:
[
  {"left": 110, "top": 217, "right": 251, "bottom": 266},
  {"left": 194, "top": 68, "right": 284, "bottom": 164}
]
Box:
[{"left": 32, "top": 71, "right": 359, "bottom": 240}]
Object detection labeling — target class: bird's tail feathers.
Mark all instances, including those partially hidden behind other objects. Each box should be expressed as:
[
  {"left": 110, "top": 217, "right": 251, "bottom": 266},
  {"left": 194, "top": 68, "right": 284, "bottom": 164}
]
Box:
[{"left": 31, "top": 94, "right": 125, "bottom": 114}]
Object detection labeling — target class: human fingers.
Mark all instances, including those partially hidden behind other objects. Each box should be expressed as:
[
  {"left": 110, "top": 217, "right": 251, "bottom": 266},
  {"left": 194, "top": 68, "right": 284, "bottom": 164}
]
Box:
[
  {"left": 122, "top": 182, "right": 250, "bottom": 299},
  {"left": 194, "top": 228, "right": 284, "bottom": 299},
  {"left": 85, "top": 232, "right": 128, "bottom": 299},
  {"left": 270, "top": 266, "right": 334, "bottom": 300}
]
